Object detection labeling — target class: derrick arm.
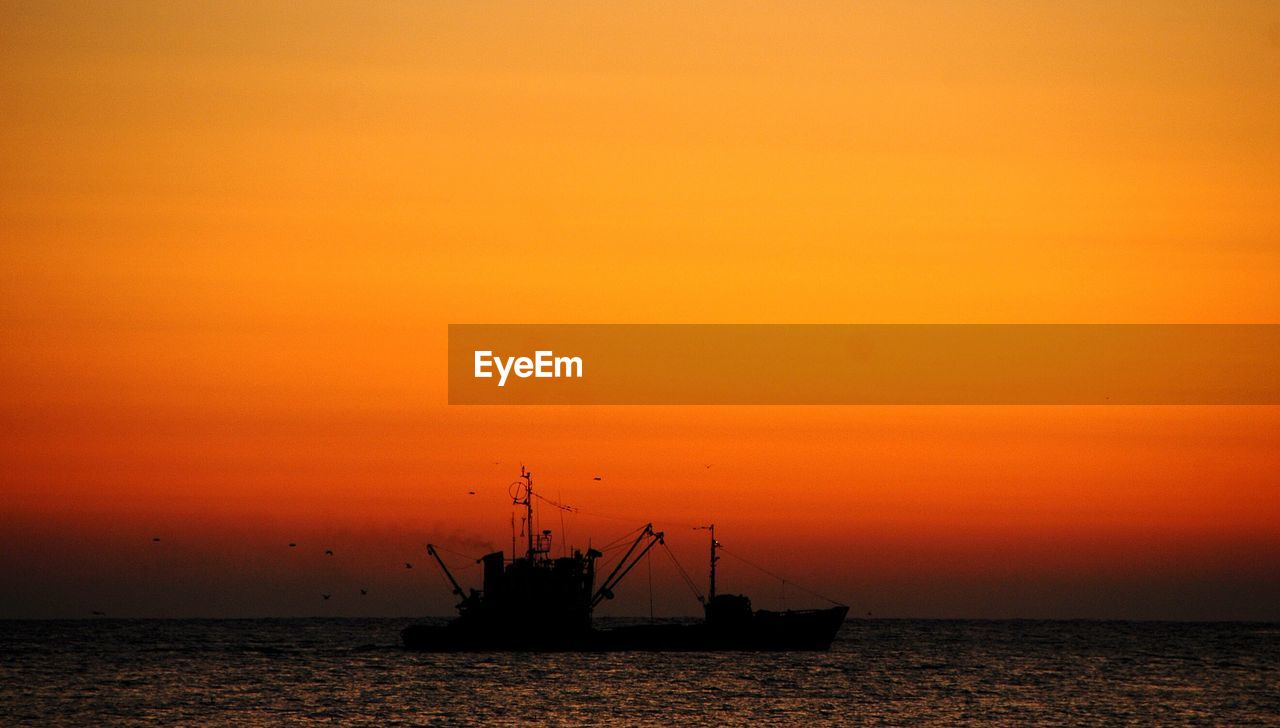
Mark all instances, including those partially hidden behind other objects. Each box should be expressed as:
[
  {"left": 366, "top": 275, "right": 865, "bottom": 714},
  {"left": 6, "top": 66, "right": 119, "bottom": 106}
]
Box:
[
  {"left": 591, "top": 525, "right": 665, "bottom": 608},
  {"left": 591, "top": 525, "right": 651, "bottom": 605},
  {"left": 426, "top": 544, "right": 466, "bottom": 599}
]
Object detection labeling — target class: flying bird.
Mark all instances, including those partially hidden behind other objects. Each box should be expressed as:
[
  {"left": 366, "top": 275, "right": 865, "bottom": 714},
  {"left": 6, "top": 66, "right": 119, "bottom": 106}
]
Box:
[
  {"left": 321, "top": 594, "right": 331, "bottom": 601},
  {"left": 468, "top": 491, "right": 476, "bottom": 495},
  {"left": 152, "top": 537, "right": 161, "bottom": 542},
  {"left": 91, "top": 610, "right": 105, "bottom": 616},
  {"left": 289, "top": 543, "right": 296, "bottom": 548},
  {"left": 324, "top": 550, "right": 334, "bottom": 556},
  {"left": 360, "top": 589, "right": 368, "bottom": 596},
  {"left": 405, "top": 562, "right": 413, "bottom": 569},
  {"left": 592, "top": 476, "right": 602, "bottom": 481}
]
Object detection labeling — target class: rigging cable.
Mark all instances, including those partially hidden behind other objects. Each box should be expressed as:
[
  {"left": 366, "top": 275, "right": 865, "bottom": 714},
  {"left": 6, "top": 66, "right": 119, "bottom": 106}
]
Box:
[
  {"left": 717, "top": 546, "right": 846, "bottom": 607},
  {"left": 432, "top": 544, "right": 486, "bottom": 564},
  {"left": 592, "top": 527, "right": 652, "bottom": 575},
  {"left": 531, "top": 491, "right": 703, "bottom": 530},
  {"left": 648, "top": 548, "right": 655, "bottom": 622},
  {"left": 660, "top": 541, "right": 705, "bottom": 604},
  {"left": 597, "top": 525, "right": 647, "bottom": 551},
  {"left": 558, "top": 490, "right": 568, "bottom": 557}
]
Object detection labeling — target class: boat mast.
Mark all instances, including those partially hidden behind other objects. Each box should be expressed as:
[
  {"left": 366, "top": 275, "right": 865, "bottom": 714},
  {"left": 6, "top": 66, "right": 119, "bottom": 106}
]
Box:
[
  {"left": 697, "top": 524, "right": 718, "bottom": 601},
  {"left": 519, "top": 466, "right": 535, "bottom": 558}
]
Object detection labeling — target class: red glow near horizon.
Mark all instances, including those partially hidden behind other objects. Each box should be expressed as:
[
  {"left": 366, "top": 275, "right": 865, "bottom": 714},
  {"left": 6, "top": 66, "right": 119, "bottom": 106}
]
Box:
[{"left": 2, "top": 2, "right": 1279, "bottom": 619}]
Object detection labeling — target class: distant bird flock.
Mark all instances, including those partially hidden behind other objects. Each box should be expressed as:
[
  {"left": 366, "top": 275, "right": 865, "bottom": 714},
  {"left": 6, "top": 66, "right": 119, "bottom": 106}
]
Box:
[{"left": 91, "top": 463, "right": 719, "bottom": 615}]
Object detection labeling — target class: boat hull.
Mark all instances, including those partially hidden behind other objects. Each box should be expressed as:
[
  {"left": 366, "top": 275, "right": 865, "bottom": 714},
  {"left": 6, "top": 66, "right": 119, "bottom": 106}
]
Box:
[{"left": 401, "top": 606, "right": 848, "bottom": 652}]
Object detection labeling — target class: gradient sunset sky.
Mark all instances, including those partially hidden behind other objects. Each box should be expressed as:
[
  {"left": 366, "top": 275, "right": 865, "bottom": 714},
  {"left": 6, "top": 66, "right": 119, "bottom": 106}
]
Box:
[{"left": 2, "top": 2, "right": 1278, "bottom": 619}]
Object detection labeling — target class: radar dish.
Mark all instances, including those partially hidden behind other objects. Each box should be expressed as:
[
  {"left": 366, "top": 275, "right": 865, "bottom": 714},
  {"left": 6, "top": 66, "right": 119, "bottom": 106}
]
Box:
[{"left": 509, "top": 480, "right": 529, "bottom": 503}]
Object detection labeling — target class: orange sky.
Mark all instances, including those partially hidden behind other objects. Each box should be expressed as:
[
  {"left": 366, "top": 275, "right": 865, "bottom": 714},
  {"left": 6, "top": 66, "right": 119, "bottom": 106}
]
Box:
[{"left": 1, "top": 2, "right": 1278, "bottom": 619}]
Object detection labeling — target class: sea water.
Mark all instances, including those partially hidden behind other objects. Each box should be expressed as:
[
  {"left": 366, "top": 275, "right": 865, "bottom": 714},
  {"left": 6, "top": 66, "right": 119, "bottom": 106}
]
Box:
[{"left": 2, "top": 618, "right": 1276, "bottom": 725}]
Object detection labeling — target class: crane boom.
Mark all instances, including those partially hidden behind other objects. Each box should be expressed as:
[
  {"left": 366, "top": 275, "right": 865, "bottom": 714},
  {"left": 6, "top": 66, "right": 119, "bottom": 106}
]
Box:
[
  {"left": 426, "top": 544, "right": 466, "bottom": 599},
  {"left": 591, "top": 525, "right": 665, "bottom": 608}
]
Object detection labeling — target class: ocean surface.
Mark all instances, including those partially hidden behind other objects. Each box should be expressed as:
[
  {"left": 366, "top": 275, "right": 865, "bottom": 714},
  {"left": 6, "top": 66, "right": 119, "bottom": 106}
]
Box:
[{"left": 1, "top": 618, "right": 1276, "bottom": 725}]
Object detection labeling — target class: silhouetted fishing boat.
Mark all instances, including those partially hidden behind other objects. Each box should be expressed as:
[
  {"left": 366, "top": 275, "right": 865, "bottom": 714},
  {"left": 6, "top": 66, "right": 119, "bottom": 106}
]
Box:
[{"left": 401, "top": 467, "right": 848, "bottom": 651}]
